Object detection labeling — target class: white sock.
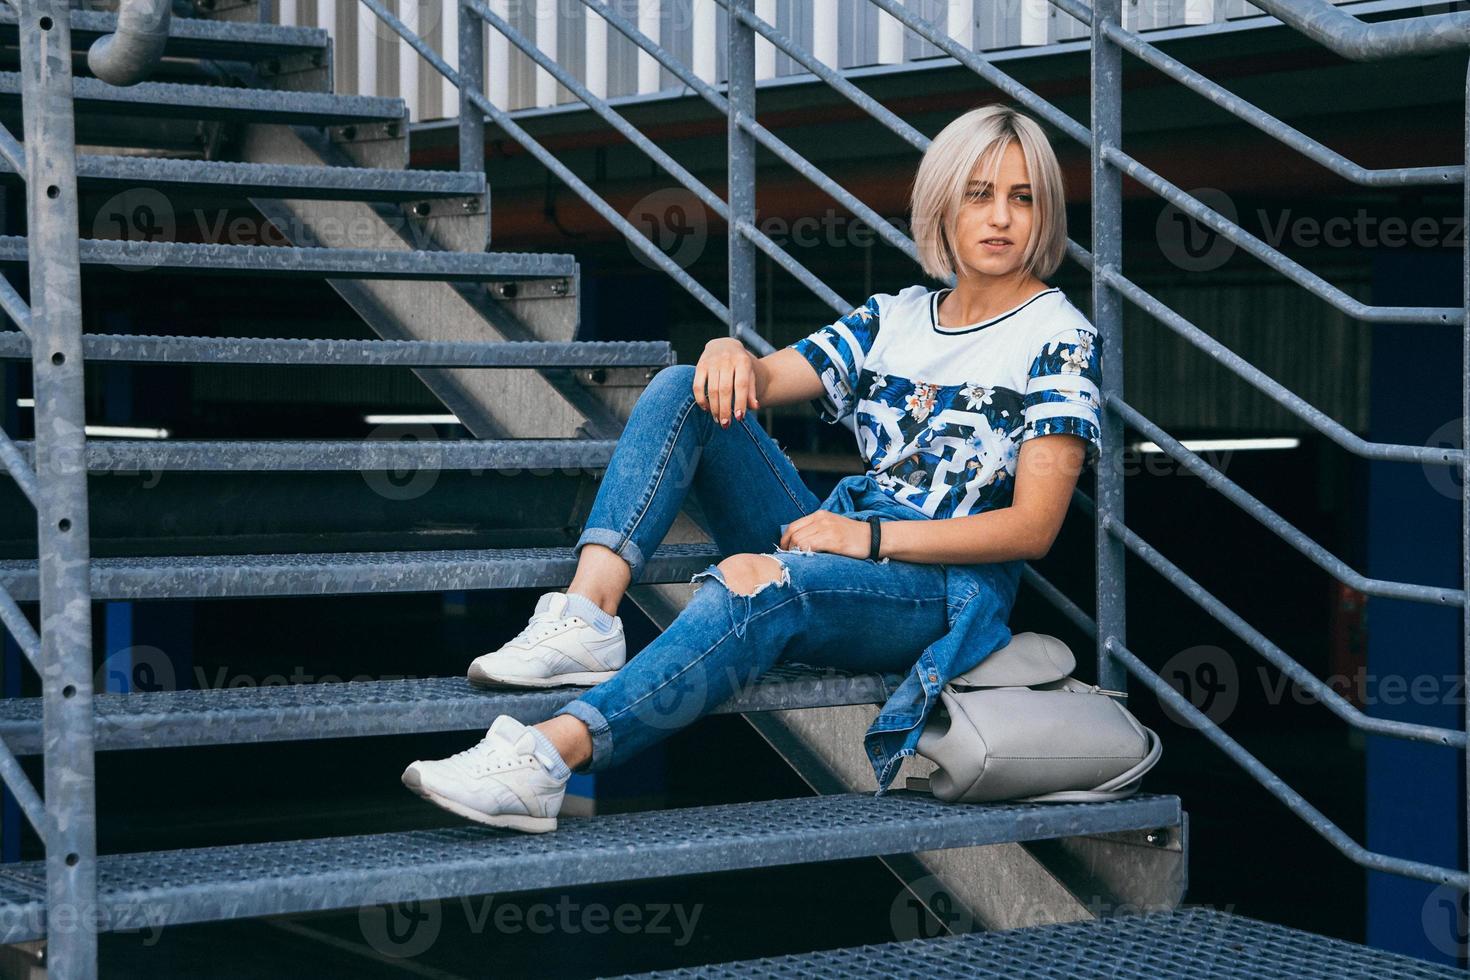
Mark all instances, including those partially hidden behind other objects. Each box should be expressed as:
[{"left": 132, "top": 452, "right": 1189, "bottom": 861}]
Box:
[{"left": 564, "top": 592, "right": 616, "bottom": 634}]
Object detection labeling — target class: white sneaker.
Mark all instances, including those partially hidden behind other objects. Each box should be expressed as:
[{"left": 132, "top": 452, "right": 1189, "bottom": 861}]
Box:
[
  {"left": 401, "top": 715, "right": 570, "bottom": 833},
  {"left": 467, "top": 591, "right": 626, "bottom": 689}
]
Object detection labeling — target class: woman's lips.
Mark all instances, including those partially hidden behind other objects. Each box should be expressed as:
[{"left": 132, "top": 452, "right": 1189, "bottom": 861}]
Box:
[{"left": 980, "top": 238, "right": 1012, "bottom": 252}]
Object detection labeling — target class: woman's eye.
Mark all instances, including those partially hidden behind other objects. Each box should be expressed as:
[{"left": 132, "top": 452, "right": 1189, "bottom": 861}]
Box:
[{"left": 1014, "top": 193, "right": 1033, "bottom": 204}]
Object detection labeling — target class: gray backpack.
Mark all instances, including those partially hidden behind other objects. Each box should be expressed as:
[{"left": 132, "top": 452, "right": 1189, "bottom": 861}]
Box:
[{"left": 912, "top": 632, "right": 1163, "bottom": 804}]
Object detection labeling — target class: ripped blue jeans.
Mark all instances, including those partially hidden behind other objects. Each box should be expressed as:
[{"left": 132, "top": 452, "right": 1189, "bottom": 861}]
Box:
[{"left": 552, "top": 363, "right": 952, "bottom": 772}]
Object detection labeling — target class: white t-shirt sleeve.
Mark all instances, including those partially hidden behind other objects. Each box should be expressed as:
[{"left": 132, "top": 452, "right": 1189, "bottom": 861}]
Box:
[
  {"left": 1018, "top": 320, "right": 1103, "bottom": 467},
  {"left": 786, "top": 295, "right": 882, "bottom": 425}
]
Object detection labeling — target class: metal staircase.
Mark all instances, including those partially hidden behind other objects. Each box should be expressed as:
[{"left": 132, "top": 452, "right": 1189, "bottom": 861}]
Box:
[{"left": 0, "top": 0, "right": 1461, "bottom": 976}]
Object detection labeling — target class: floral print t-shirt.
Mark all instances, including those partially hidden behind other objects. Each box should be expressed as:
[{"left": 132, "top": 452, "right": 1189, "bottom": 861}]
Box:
[{"left": 787, "top": 283, "right": 1102, "bottom": 520}]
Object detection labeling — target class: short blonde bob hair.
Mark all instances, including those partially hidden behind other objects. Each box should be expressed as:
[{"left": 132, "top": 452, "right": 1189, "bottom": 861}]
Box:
[{"left": 910, "top": 104, "right": 1067, "bottom": 283}]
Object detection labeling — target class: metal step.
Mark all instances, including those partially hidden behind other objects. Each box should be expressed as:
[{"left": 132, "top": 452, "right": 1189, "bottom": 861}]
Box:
[
  {"left": 0, "top": 10, "right": 330, "bottom": 63},
  {"left": 0, "top": 791, "right": 1183, "bottom": 944},
  {"left": 0, "top": 664, "right": 899, "bottom": 754},
  {"left": 0, "top": 333, "right": 672, "bottom": 367},
  {"left": 0, "top": 154, "right": 485, "bottom": 203},
  {"left": 610, "top": 907, "right": 1463, "bottom": 979},
  {"left": 14, "top": 438, "right": 620, "bottom": 472},
  {"left": 0, "top": 73, "right": 402, "bottom": 126},
  {"left": 0, "top": 237, "right": 575, "bottom": 281},
  {"left": 0, "top": 543, "right": 720, "bottom": 601}
]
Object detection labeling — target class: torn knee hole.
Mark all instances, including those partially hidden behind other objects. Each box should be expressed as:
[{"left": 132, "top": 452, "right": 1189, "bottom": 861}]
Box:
[{"left": 695, "top": 553, "right": 790, "bottom": 597}]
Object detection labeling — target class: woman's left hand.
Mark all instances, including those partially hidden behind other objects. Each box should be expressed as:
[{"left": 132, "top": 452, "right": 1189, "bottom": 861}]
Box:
[{"left": 779, "top": 511, "right": 872, "bottom": 559}]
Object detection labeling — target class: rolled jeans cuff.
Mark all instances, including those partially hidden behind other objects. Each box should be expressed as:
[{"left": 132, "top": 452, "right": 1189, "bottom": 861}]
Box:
[
  {"left": 553, "top": 698, "right": 616, "bottom": 772},
  {"left": 575, "top": 527, "right": 647, "bottom": 582}
]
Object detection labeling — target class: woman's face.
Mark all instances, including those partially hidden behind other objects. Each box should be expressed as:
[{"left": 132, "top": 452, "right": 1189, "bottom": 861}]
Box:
[{"left": 950, "top": 140, "right": 1035, "bottom": 282}]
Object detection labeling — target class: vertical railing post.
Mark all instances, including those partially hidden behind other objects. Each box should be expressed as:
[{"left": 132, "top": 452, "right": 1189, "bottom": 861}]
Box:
[
  {"left": 727, "top": 0, "right": 756, "bottom": 342},
  {"left": 1092, "top": 0, "right": 1126, "bottom": 694},
  {"left": 1460, "top": 58, "right": 1469, "bottom": 962},
  {"left": 458, "top": 0, "right": 485, "bottom": 176},
  {"left": 17, "top": 0, "right": 98, "bottom": 975}
]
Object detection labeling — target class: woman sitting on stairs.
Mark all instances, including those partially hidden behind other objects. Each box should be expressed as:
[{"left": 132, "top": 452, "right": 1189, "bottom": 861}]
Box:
[{"left": 401, "top": 104, "right": 1104, "bottom": 833}]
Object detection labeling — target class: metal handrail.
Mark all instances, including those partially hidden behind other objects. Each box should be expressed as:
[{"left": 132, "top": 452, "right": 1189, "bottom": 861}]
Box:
[
  {"left": 0, "top": 274, "right": 31, "bottom": 338},
  {"left": 1245, "top": 0, "right": 1470, "bottom": 59},
  {"left": 1070, "top": 489, "right": 1465, "bottom": 748},
  {"left": 1108, "top": 394, "right": 1465, "bottom": 606},
  {"left": 1052, "top": 0, "right": 1461, "bottom": 187},
  {"left": 360, "top": 0, "right": 732, "bottom": 330},
  {"left": 459, "top": 0, "right": 852, "bottom": 318},
  {"left": 0, "top": 583, "right": 37, "bottom": 671},
  {"left": 0, "top": 424, "right": 36, "bottom": 506},
  {"left": 569, "top": 0, "right": 917, "bottom": 288},
  {"left": 1108, "top": 635, "right": 1466, "bottom": 887},
  {"left": 1103, "top": 269, "right": 1465, "bottom": 466},
  {"left": 1022, "top": 565, "right": 1466, "bottom": 886},
  {"left": 85, "top": 0, "right": 170, "bottom": 86},
  {"left": 1105, "top": 147, "right": 1462, "bottom": 325}
]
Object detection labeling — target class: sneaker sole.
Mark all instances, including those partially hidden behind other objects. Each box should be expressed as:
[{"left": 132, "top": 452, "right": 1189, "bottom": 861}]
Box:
[
  {"left": 401, "top": 771, "right": 557, "bottom": 834},
  {"left": 467, "top": 663, "right": 621, "bottom": 689}
]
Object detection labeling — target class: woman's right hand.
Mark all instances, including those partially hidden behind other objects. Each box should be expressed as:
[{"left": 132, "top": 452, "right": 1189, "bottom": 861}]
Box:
[{"left": 693, "top": 336, "right": 761, "bottom": 428}]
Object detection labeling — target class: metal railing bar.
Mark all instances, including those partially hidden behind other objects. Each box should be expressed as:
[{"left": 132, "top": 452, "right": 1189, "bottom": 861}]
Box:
[
  {"left": 1051, "top": 0, "right": 1461, "bottom": 187},
  {"left": 1103, "top": 268, "right": 1465, "bottom": 466},
  {"left": 0, "top": 123, "right": 21, "bottom": 177},
  {"left": 863, "top": 0, "right": 1090, "bottom": 148},
  {"left": 1070, "top": 488, "right": 1464, "bottom": 748},
  {"left": 1108, "top": 394, "right": 1466, "bottom": 606},
  {"left": 361, "top": 0, "right": 731, "bottom": 329},
  {"left": 0, "top": 274, "right": 32, "bottom": 338},
  {"left": 1021, "top": 555, "right": 1467, "bottom": 887},
  {"left": 574, "top": 0, "right": 920, "bottom": 271},
  {"left": 1245, "top": 0, "right": 1470, "bottom": 60},
  {"left": 0, "top": 582, "right": 39, "bottom": 672},
  {"left": 0, "top": 423, "right": 37, "bottom": 507},
  {"left": 1020, "top": 564, "right": 1099, "bottom": 638},
  {"left": 735, "top": 321, "right": 776, "bottom": 355},
  {"left": 0, "top": 733, "right": 44, "bottom": 839},
  {"left": 1104, "top": 147, "right": 1461, "bottom": 325},
  {"left": 735, "top": 219, "right": 850, "bottom": 313},
  {"left": 712, "top": 0, "right": 928, "bottom": 153},
  {"left": 730, "top": 109, "right": 920, "bottom": 266},
  {"left": 1107, "top": 636, "right": 1466, "bottom": 887},
  {"left": 467, "top": 0, "right": 857, "bottom": 316},
  {"left": 0, "top": 332, "right": 675, "bottom": 367},
  {"left": 461, "top": 0, "right": 852, "bottom": 315}
]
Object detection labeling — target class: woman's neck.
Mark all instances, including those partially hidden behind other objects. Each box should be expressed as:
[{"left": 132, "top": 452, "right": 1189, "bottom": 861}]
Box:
[{"left": 938, "top": 272, "right": 1049, "bottom": 327}]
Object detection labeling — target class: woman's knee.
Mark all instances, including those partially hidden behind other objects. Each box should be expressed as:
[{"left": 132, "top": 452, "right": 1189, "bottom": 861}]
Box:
[
  {"left": 711, "top": 552, "right": 790, "bottom": 597},
  {"left": 642, "top": 363, "right": 698, "bottom": 406}
]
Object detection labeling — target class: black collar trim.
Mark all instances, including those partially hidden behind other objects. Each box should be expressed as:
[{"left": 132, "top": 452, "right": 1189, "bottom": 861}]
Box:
[{"left": 930, "top": 287, "right": 1059, "bottom": 336}]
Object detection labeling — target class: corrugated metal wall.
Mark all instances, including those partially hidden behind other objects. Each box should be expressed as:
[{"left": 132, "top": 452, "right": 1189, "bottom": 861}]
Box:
[{"left": 277, "top": 0, "right": 1356, "bottom": 121}]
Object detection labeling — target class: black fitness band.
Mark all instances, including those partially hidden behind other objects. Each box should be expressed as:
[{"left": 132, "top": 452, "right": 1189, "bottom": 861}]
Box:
[{"left": 867, "top": 516, "right": 883, "bottom": 561}]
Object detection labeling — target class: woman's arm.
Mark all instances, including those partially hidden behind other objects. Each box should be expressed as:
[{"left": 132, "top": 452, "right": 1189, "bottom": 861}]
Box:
[
  {"left": 778, "top": 433, "right": 1089, "bottom": 563},
  {"left": 693, "top": 339, "right": 827, "bottom": 426}
]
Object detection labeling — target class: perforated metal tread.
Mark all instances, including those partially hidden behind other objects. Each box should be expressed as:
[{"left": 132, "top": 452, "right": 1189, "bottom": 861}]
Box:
[
  {"left": 0, "top": 73, "right": 404, "bottom": 125},
  {"left": 0, "top": 155, "right": 485, "bottom": 203},
  {"left": 0, "top": 334, "right": 672, "bottom": 368},
  {"left": 0, "top": 237, "right": 575, "bottom": 281},
  {"left": 0, "top": 663, "right": 901, "bottom": 754},
  {"left": 608, "top": 906, "right": 1461, "bottom": 978},
  {"left": 0, "top": 9, "right": 329, "bottom": 61},
  {"left": 0, "top": 791, "right": 1182, "bottom": 943},
  {"left": 0, "top": 543, "right": 721, "bottom": 601}
]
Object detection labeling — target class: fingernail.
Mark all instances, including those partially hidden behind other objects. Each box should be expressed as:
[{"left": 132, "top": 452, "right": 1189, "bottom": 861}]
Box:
[{"left": 736, "top": 410, "right": 744, "bottom": 420}]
